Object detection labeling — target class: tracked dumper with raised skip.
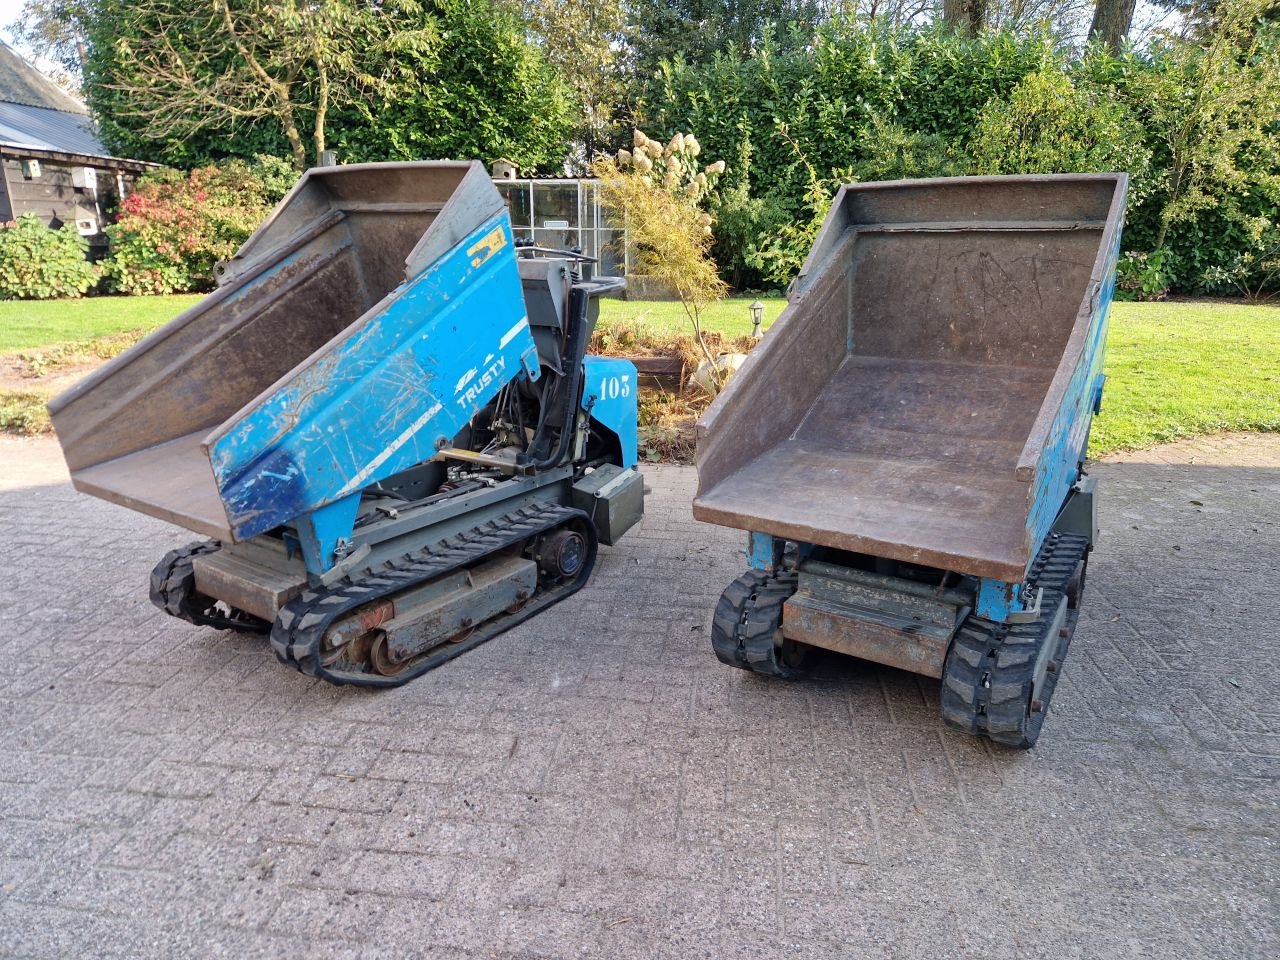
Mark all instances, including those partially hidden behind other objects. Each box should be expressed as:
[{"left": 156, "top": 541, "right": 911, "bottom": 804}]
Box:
[
  {"left": 49, "top": 162, "right": 643, "bottom": 687},
  {"left": 695, "top": 174, "right": 1127, "bottom": 747}
]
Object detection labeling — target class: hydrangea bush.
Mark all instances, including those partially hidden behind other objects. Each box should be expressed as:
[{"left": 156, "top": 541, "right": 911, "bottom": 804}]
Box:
[
  {"left": 102, "top": 159, "right": 286, "bottom": 295},
  {"left": 0, "top": 215, "right": 99, "bottom": 300}
]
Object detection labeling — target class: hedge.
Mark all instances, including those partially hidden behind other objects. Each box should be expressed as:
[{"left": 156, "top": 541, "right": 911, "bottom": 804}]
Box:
[{"left": 641, "top": 22, "right": 1280, "bottom": 294}]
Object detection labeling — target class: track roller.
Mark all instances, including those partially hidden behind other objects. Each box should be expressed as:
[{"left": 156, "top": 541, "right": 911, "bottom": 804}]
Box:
[{"left": 710, "top": 569, "right": 809, "bottom": 679}]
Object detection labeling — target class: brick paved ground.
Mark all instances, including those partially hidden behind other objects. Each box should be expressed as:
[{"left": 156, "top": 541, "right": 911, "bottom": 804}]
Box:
[{"left": 1, "top": 434, "right": 1277, "bottom": 959}]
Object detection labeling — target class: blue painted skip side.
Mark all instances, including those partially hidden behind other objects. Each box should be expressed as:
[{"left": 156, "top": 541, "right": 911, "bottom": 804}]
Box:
[
  {"left": 209, "top": 214, "right": 537, "bottom": 554},
  {"left": 976, "top": 213, "right": 1124, "bottom": 622},
  {"left": 969, "top": 213, "right": 1128, "bottom": 619},
  {"left": 975, "top": 578, "right": 1023, "bottom": 621},
  {"left": 1022, "top": 218, "right": 1123, "bottom": 569},
  {"left": 581, "top": 356, "right": 638, "bottom": 469},
  {"left": 746, "top": 531, "right": 784, "bottom": 571}
]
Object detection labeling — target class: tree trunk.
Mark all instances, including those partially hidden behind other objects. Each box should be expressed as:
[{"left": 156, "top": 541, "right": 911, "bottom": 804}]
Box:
[
  {"left": 1088, "top": 0, "right": 1138, "bottom": 53},
  {"left": 942, "top": 0, "right": 987, "bottom": 38}
]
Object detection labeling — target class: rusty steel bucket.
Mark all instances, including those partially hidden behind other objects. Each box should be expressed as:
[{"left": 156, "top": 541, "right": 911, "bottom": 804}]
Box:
[{"left": 693, "top": 174, "right": 1128, "bottom": 584}]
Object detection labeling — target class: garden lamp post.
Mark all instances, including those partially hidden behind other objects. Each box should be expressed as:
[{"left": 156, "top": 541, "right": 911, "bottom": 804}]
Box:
[{"left": 750, "top": 299, "right": 764, "bottom": 339}]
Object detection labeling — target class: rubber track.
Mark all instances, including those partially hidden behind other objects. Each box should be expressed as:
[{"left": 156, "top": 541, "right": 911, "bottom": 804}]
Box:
[
  {"left": 149, "top": 541, "right": 270, "bottom": 633},
  {"left": 271, "top": 501, "right": 595, "bottom": 688},
  {"left": 710, "top": 569, "right": 803, "bottom": 679},
  {"left": 940, "top": 533, "right": 1089, "bottom": 748}
]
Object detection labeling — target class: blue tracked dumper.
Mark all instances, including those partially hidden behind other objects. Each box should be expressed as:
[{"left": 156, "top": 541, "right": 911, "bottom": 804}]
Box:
[
  {"left": 49, "top": 162, "right": 643, "bottom": 686},
  {"left": 694, "top": 174, "right": 1127, "bottom": 748}
]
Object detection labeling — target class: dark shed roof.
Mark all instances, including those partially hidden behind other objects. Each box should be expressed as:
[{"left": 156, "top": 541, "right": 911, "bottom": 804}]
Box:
[
  {"left": 0, "top": 100, "right": 106, "bottom": 155},
  {"left": 0, "top": 41, "right": 121, "bottom": 161}
]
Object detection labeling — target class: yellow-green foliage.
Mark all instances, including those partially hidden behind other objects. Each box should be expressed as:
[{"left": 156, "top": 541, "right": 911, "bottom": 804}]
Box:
[
  {"left": 593, "top": 130, "right": 728, "bottom": 308},
  {"left": 0, "top": 391, "right": 50, "bottom": 434},
  {"left": 593, "top": 129, "right": 732, "bottom": 381},
  {"left": 971, "top": 70, "right": 1152, "bottom": 194}
]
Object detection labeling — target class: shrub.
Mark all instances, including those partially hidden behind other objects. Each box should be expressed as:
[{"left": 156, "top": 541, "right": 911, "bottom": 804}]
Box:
[
  {"left": 250, "top": 153, "right": 301, "bottom": 204},
  {"left": 102, "top": 160, "right": 276, "bottom": 295},
  {"left": 970, "top": 70, "right": 1152, "bottom": 187},
  {"left": 746, "top": 175, "right": 834, "bottom": 289},
  {"left": 1116, "top": 250, "right": 1173, "bottom": 301},
  {"left": 1200, "top": 226, "right": 1280, "bottom": 301},
  {"left": 746, "top": 115, "right": 969, "bottom": 287},
  {"left": 593, "top": 131, "right": 729, "bottom": 385},
  {"left": 0, "top": 215, "right": 99, "bottom": 300}
]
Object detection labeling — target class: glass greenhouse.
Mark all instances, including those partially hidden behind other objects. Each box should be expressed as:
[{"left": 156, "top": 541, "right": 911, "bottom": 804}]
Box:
[{"left": 494, "top": 179, "right": 627, "bottom": 276}]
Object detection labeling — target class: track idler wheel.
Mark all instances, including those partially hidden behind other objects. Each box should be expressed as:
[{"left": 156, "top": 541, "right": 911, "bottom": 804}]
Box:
[
  {"left": 150, "top": 541, "right": 269, "bottom": 633},
  {"left": 940, "top": 533, "right": 1089, "bottom": 749},
  {"left": 710, "top": 569, "right": 808, "bottom": 679}
]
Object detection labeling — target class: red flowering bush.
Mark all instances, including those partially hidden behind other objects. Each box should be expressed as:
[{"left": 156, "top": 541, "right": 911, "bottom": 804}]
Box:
[{"left": 103, "top": 160, "right": 284, "bottom": 295}]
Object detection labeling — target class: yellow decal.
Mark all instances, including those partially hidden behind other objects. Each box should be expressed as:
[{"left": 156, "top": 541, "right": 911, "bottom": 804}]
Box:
[{"left": 467, "top": 226, "right": 507, "bottom": 268}]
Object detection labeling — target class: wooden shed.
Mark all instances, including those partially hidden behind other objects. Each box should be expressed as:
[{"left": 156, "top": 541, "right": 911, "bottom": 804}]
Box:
[{"left": 0, "top": 42, "right": 154, "bottom": 255}]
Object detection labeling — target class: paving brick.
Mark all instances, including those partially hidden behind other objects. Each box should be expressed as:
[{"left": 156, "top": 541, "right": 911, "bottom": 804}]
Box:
[{"left": 2, "top": 435, "right": 1279, "bottom": 958}]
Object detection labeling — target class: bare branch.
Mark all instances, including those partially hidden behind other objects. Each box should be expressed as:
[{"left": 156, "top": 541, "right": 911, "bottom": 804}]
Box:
[{"left": 98, "top": 0, "right": 436, "bottom": 169}]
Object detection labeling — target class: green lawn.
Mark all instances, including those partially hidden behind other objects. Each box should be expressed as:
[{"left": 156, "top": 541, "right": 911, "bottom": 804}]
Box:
[
  {"left": 0, "top": 294, "right": 785, "bottom": 352},
  {"left": 1093, "top": 301, "right": 1280, "bottom": 453},
  {"left": 2, "top": 294, "right": 1277, "bottom": 456},
  {"left": 600, "top": 296, "right": 787, "bottom": 338},
  {"left": 0, "top": 295, "right": 201, "bottom": 352}
]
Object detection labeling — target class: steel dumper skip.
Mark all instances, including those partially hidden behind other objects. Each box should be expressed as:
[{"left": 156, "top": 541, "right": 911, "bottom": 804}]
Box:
[
  {"left": 694, "top": 174, "right": 1126, "bottom": 729},
  {"left": 209, "top": 214, "right": 535, "bottom": 574},
  {"left": 696, "top": 174, "right": 1126, "bottom": 592},
  {"left": 48, "top": 162, "right": 537, "bottom": 576}
]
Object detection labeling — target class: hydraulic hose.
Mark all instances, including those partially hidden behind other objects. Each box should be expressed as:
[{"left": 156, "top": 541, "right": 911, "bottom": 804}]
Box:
[{"left": 519, "top": 284, "right": 591, "bottom": 471}]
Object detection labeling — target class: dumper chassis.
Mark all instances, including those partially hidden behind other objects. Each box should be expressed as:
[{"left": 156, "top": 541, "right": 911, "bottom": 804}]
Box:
[
  {"left": 150, "top": 502, "right": 600, "bottom": 687},
  {"left": 711, "top": 531, "right": 1091, "bottom": 748}
]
